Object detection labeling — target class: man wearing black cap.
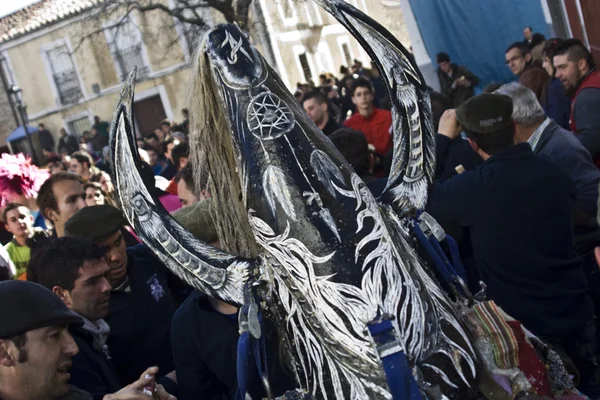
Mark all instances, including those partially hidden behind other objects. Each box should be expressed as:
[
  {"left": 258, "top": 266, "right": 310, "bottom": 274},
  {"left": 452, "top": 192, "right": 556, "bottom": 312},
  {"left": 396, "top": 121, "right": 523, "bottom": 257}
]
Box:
[
  {"left": 64, "top": 205, "right": 177, "bottom": 394},
  {"left": 427, "top": 93, "right": 599, "bottom": 396},
  {"left": 0, "top": 280, "right": 171, "bottom": 400}
]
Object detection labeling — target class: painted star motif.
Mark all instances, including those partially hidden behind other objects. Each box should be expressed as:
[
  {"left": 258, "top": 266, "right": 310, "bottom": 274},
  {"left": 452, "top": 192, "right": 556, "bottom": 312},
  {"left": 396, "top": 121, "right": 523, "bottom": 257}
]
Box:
[{"left": 247, "top": 92, "right": 295, "bottom": 140}]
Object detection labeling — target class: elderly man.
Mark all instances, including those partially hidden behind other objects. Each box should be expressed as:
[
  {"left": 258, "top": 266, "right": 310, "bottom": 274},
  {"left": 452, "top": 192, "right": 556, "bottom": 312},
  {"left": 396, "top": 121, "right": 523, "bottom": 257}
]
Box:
[
  {"left": 0, "top": 280, "right": 172, "bottom": 400},
  {"left": 496, "top": 82, "right": 600, "bottom": 217}
]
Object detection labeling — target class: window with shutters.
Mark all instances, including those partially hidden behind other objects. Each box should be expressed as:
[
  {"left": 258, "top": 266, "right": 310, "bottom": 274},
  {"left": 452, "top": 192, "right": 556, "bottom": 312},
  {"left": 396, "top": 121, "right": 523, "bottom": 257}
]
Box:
[
  {"left": 104, "top": 19, "right": 150, "bottom": 81},
  {"left": 298, "top": 53, "right": 313, "bottom": 83},
  {"left": 44, "top": 44, "right": 83, "bottom": 105},
  {"left": 67, "top": 116, "right": 91, "bottom": 137}
]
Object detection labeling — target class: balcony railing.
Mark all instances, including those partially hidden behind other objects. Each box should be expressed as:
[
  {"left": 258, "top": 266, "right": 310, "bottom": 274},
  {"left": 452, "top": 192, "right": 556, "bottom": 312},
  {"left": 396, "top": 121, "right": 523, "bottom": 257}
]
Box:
[
  {"left": 115, "top": 44, "right": 149, "bottom": 81},
  {"left": 53, "top": 69, "right": 83, "bottom": 105}
]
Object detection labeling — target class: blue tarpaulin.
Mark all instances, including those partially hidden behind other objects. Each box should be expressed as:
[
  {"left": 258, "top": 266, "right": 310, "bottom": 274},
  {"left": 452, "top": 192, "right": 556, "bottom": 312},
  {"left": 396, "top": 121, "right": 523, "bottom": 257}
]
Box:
[
  {"left": 409, "top": 0, "right": 550, "bottom": 88},
  {"left": 7, "top": 126, "right": 38, "bottom": 142}
]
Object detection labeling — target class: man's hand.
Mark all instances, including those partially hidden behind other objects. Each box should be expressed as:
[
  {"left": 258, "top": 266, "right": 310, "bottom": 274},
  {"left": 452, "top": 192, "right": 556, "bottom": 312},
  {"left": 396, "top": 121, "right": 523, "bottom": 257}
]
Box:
[
  {"left": 103, "top": 366, "right": 177, "bottom": 400},
  {"left": 438, "top": 109, "right": 462, "bottom": 139}
]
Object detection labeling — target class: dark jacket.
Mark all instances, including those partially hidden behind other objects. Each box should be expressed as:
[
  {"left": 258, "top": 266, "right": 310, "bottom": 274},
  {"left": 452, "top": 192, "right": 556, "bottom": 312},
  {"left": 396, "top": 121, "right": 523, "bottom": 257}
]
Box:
[
  {"left": 159, "top": 161, "right": 177, "bottom": 181},
  {"left": 573, "top": 87, "right": 600, "bottom": 159},
  {"left": 434, "top": 134, "right": 483, "bottom": 181},
  {"left": 38, "top": 129, "right": 55, "bottom": 152},
  {"left": 68, "top": 325, "right": 121, "bottom": 400},
  {"left": 534, "top": 119, "right": 600, "bottom": 218},
  {"left": 542, "top": 77, "right": 571, "bottom": 129},
  {"left": 104, "top": 245, "right": 176, "bottom": 392},
  {"left": 171, "top": 291, "right": 297, "bottom": 400},
  {"left": 427, "top": 143, "right": 593, "bottom": 337},
  {"left": 437, "top": 63, "right": 479, "bottom": 107},
  {"left": 58, "top": 134, "right": 80, "bottom": 155},
  {"left": 321, "top": 115, "right": 342, "bottom": 136}
]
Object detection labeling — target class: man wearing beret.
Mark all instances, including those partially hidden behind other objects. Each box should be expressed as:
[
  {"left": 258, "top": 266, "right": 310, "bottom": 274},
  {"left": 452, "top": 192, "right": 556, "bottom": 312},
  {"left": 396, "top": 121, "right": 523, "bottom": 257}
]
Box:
[
  {"left": 427, "top": 93, "right": 599, "bottom": 396},
  {"left": 64, "top": 205, "right": 177, "bottom": 395},
  {"left": 0, "top": 280, "right": 172, "bottom": 400}
]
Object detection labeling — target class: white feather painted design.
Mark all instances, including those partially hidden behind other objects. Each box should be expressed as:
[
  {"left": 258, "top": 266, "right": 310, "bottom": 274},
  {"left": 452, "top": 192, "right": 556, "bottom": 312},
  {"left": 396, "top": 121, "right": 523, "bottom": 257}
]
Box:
[
  {"left": 310, "top": 149, "right": 345, "bottom": 198},
  {"left": 250, "top": 213, "right": 390, "bottom": 399},
  {"left": 263, "top": 165, "right": 297, "bottom": 221}
]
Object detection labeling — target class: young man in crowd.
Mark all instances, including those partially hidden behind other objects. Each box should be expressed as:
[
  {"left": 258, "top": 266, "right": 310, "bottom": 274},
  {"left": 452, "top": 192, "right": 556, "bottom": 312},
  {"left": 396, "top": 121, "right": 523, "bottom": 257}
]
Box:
[
  {"left": 159, "top": 138, "right": 179, "bottom": 180},
  {"left": 3, "top": 203, "right": 34, "bottom": 279},
  {"left": 69, "top": 151, "right": 95, "bottom": 181},
  {"left": 159, "top": 120, "right": 171, "bottom": 141},
  {"left": 37, "top": 172, "right": 87, "bottom": 237},
  {"left": 302, "top": 90, "right": 341, "bottom": 136},
  {"left": 0, "top": 280, "right": 173, "bottom": 400},
  {"left": 28, "top": 237, "right": 119, "bottom": 398},
  {"left": 436, "top": 52, "right": 479, "bottom": 107},
  {"left": 47, "top": 155, "right": 68, "bottom": 174},
  {"left": 554, "top": 39, "right": 600, "bottom": 165},
  {"left": 174, "top": 165, "right": 200, "bottom": 207},
  {"left": 64, "top": 205, "right": 177, "bottom": 394},
  {"left": 142, "top": 145, "right": 167, "bottom": 175},
  {"left": 145, "top": 133, "right": 163, "bottom": 154},
  {"left": 170, "top": 142, "right": 189, "bottom": 172},
  {"left": 426, "top": 93, "right": 599, "bottom": 396},
  {"left": 343, "top": 78, "right": 393, "bottom": 155}
]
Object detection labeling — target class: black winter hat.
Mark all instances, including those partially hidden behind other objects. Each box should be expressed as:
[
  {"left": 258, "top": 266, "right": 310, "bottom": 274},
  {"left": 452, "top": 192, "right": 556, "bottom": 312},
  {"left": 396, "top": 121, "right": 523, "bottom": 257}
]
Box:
[
  {"left": 64, "top": 205, "right": 124, "bottom": 243},
  {"left": 456, "top": 93, "right": 514, "bottom": 135},
  {"left": 0, "top": 280, "right": 83, "bottom": 338}
]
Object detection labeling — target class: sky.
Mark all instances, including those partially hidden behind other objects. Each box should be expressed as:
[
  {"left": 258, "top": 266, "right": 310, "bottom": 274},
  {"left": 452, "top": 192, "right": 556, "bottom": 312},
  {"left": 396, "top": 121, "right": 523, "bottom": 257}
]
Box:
[{"left": 0, "top": 0, "right": 40, "bottom": 18}]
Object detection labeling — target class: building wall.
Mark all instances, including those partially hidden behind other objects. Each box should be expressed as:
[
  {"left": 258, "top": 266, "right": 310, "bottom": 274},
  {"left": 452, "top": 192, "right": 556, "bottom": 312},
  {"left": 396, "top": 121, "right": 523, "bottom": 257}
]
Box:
[{"left": 0, "top": 0, "right": 411, "bottom": 147}]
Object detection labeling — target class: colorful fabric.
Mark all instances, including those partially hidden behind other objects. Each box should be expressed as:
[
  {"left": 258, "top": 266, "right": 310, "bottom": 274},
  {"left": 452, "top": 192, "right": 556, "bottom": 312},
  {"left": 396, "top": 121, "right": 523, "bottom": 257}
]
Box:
[
  {"left": 472, "top": 301, "right": 519, "bottom": 370},
  {"left": 506, "top": 320, "right": 552, "bottom": 395},
  {"left": 0, "top": 153, "right": 49, "bottom": 207}
]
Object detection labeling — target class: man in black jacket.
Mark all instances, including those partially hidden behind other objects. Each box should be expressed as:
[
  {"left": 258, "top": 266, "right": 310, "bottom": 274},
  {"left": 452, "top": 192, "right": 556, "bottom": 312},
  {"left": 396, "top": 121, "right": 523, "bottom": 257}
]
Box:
[
  {"left": 27, "top": 237, "right": 120, "bottom": 399},
  {"left": 427, "top": 93, "right": 600, "bottom": 396},
  {"left": 436, "top": 52, "right": 479, "bottom": 107},
  {"left": 64, "top": 205, "right": 178, "bottom": 395}
]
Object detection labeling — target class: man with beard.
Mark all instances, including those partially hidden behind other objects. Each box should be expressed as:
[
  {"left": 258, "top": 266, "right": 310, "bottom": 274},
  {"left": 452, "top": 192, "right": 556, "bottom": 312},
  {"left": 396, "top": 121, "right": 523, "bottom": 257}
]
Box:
[
  {"left": 63, "top": 205, "right": 177, "bottom": 396},
  {"left": 554, "top": 39, "right": 600, "bottom": 165},
  {"left": 302, "top": 91, "right": 341, "bottom": 136},
  {"left": 0, "top": 280, "right": 174, "bottom": 400}
]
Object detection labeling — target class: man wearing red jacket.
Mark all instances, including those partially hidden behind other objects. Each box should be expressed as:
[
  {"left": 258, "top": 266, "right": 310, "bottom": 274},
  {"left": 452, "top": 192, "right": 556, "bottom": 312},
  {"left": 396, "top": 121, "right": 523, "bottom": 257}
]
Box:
[
  {"left": 343, "top": 78, "right": 392, "bottom": 155},
  {"left": 554, "top": 39, "right": 600, "bottom": 166}
]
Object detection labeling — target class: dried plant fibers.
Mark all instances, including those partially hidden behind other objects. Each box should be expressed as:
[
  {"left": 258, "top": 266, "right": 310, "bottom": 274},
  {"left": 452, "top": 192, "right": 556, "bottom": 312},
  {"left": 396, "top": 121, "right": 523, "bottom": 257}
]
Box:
[{"left": 187, "top": 37, "right": 259, "bottom": 259}]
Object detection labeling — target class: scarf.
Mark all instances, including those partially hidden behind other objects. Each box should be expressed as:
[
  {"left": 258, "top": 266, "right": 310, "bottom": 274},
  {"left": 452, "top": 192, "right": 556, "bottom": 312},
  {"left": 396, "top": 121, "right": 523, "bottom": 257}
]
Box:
[{"left": 79, "top": 314, "right": 111, "bottom": 359}]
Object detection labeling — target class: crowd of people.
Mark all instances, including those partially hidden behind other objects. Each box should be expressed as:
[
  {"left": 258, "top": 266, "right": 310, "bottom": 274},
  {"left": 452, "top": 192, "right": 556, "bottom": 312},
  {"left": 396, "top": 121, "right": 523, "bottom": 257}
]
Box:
[{"left": 1, "top": 23, "right": 600, "bottom": 400}]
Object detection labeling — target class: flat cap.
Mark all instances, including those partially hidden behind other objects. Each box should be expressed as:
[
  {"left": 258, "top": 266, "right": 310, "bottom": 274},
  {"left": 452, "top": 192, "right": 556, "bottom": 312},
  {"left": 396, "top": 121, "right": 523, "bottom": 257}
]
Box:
[
  {"left": 65, "top": 205, "right": 124, "bottom": 243},
  {"left": 456, "top": 93, "right": 514, "bottom": 134},
  {"left": 0, "top": 280, "right": 83, "bottom": 337}
]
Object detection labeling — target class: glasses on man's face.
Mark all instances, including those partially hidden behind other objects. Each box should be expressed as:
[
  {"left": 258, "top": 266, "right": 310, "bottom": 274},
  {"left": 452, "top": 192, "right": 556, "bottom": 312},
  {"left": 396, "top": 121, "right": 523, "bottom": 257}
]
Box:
[{"left": 505, "top": 55, "right": 523, "bottom": 65}]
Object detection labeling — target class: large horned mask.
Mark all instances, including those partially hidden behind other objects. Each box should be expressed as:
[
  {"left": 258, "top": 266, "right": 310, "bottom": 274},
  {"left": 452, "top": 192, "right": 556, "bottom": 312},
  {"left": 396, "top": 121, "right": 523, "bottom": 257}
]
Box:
[{"left": 110, "top": 0, "right": 481, "bottom": 398}]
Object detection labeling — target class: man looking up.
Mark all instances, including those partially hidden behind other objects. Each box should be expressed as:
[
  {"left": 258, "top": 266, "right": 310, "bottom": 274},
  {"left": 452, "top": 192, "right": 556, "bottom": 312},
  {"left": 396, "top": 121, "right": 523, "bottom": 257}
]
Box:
[
  {"left": 37, "top": 172, "right": 86, "bottom": 237},
  {"left": 554, "top": 39, "right": 600, "bottom": 164},
  {"left": 302, "top": 90, "right": 341, "bottom": 136},
  {"left": 64, "top": 205, "right": 177, "bottom": 394},
  {"left": 343, "top": 77, "right": 393, "bottom": 155},
  {"left": 3, "top": 203, "right": 34, "bottom": 278}
]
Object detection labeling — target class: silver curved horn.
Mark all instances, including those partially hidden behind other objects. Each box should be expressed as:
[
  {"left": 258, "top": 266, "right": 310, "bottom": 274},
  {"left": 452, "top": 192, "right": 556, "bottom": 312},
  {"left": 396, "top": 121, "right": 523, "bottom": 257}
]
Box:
[
  {"left": 109, "top": 70, "right": 256, "bottom": 305},
  {"left": 316, "top": 0, "right": 435, "bottom": 213}
]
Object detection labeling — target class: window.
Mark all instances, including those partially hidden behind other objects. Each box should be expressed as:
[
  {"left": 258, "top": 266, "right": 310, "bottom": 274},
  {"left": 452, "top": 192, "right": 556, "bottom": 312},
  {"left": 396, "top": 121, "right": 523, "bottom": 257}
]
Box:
[
  {"left": 45, "top": 44, "right": 82, "bottom": 105},
  {"left": 105, "top": 19, "right": 149, "bottom": 81},
  {"left": 341, "top": 43, "right": 353, "bottom": 67},
  {"left": 298, "top": 53, "right": 313, "bottom": 83},
  {"left": 67, "top": 116, "right": 91, "bottom": 137},
  {"left": 277, "top": 0, "right": 298, "bottom": 26}
]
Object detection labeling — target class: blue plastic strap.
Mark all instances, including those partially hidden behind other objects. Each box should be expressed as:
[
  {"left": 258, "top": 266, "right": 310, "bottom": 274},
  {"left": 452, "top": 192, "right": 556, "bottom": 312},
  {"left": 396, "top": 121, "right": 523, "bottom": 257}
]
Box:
[
  {"left": 413, "top": 221, "right": 454, "bottom": 285},
  {"left": 367, "top": 319, "right": 423, "bottom": 400},
  {"left": 445, "top": 234, "right": 468, "bottom": 283},
  {"left": 235, "top": 330, "right": 250, "bottom": 400}
]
